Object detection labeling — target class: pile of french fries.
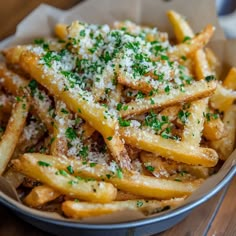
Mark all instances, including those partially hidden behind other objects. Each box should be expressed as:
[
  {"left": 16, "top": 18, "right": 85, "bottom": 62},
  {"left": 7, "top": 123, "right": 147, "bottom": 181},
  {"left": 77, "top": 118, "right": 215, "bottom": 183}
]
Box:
[{"left": 0, "top": 10, "right": 235, "bottom": 219}]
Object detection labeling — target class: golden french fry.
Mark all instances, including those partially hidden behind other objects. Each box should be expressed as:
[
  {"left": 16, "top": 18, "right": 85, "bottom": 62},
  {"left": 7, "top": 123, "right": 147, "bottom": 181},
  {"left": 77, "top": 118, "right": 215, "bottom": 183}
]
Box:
[
  {"left": 210, "top": 105, "right": 236, "bottom": 160},
  {"left": 167, "top": 10, "right": 194, "bottom": 43},
  {"left": 0, "top": 97, "right": 30, "bottom": 175},
  {"left": 20, "top": 153, "right": 202, "bottom": 199},
  {"left": 24, "top": 185, "right": 61, "bottom": 207},
  {"left": 120, "top": 80, "right": 216, "bottom": 117},
  {"left": 12, "top": 154, "right": 117, "bottom": 203},
  {"left": 120, "top": 127, "right": 218, "bottom": 167},
  {"left": 62, "top": 198, "right": 185, "bottom": 219}
]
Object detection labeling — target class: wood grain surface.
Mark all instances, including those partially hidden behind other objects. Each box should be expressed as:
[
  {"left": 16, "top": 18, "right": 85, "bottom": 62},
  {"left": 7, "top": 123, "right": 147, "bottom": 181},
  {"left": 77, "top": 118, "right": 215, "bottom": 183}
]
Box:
[{"left": 0, "top": 1, "right": 235, "bottom": 236}]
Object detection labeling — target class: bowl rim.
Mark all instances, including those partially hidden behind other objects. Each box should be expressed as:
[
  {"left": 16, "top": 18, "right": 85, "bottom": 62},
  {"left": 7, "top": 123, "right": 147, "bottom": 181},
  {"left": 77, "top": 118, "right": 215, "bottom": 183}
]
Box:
[{"left": 0, "top": 165, "right": 235, "bottom": 230}]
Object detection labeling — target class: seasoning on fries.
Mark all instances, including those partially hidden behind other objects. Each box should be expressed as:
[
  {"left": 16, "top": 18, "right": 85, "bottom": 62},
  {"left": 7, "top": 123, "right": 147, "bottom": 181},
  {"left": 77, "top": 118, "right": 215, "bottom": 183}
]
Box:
[{"left": 0, "top": 9, "right": 235, "bottom": 219}]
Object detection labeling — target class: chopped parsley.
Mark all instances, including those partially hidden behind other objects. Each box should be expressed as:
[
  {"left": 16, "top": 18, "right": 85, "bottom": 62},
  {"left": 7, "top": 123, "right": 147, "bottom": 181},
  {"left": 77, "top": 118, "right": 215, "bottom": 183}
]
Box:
[
  {"left": 67, "top": 165, "right": 74, "bottom": 174},
  {"left": 89, "top": 162, "right": 97, "bottom": 167},
  {"left": 79, "top": 146, "right": 89, "bottom": 159},
  {"left": 204, "top": 112, "right": 219, "bottom": 121},
  {"left": 38, "top": 161, "right": 51, "bottom": 167},
  {"left": 145, "top": 165, "right": 155, "bottom": 172},
  {"left": 28, "top": 80, "right": 38, "bottom": 95},
  {"left": 118, "top": 117, "right": 131, "bottom": 127},
  {"left": 136, "top": 91, "right": 145, "bottom": 99},
  {"left": 183, "top": 36, "right": 191, "bottom": 43},
  {"left": 56, "top": 170, "right": 68, "bottom": 177},
  {"left": 174, "top": 178, "right": 182, "bottom": 182},
  {"left": 80, "top": 30, "right": 86, "bottom": 37},
  {"left": 178, "top": 110, "right": 191, "bottom": 124},
  {"left": 106, "top": 174, "right": 112, "bottom": 179},
  {"left": 137, "top": 200, "right": 143, "bottom": 207},
  {"left": 65, "top": 127, "right": 77, "bottom": 140},
  {"left": 107, "top": 136, "right": 113, "bottom": 141},
  {"left": 205, "top": 75, "right": 215, "bottom": 82},
  {"left": 61, "top": 108, "right": 69, "bottom": 114},
  {"left": 116, "top": 168, "right": 123, "bottom": 179}
]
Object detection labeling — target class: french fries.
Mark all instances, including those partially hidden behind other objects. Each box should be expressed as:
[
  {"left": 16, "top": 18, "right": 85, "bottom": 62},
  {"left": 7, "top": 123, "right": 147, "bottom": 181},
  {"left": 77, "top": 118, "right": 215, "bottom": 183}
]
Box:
[
  {"left": 0, "top": 97, "right": 30, "bottom": 175},
  {"left": 0, "top": 9, "right": 234, "bottom": 220},
  {"left": 13, "top": 154, "right": 117, "bottom": 203},
  {"left": 62, "top": 198, "right": 184, "bottom": 219},
  {"left": 120, "top": 80, "right": 216, "bottom": 118},
  {"left": 13, "top": 153, "right": 201, "bottom": 199},
  {"left": 24, "top": 185, "right": 61, "bottom": 207},
  {"left": 120, "top": 127, "right": 218, "bottom": 167}
]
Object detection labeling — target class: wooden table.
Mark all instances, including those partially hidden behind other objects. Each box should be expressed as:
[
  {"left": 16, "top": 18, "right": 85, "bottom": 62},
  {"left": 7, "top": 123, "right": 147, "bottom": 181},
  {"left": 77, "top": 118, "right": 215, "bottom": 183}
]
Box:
[{"left": 0, "top": 1, "right": 235, "bottom": 235}]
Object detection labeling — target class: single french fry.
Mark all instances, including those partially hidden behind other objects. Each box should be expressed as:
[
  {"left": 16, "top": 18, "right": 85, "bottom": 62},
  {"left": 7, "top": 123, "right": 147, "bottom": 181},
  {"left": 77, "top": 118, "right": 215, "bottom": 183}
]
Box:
[
  {"left": 0, "top": 97, "right": 30, "bottom": 175},
  {"left": 167, "top": 10, "right": 194, "bottom": 43},
  {"left": 120, "top": 80, "right": 216, "bottom": 117},
  {"left": 20, "top": 153, "right": 202, "bottom": 199},
  {"left": 168, "top": 25, "right": 215, "bottom": 59},
  {"left": 223, "top": 67, "right": 236, "bottom": 90},
  {"left": 210, "top": 105, "right": 236, "bottom": 160},
  {"left": 12, "top": 154, "right": 117, "bottom": 203},
  {"left": 120, "top": 127, "right": 218, "bottom": 167},
  {"left": 62, "top": 198, "right": 185, "bottom": 219},
  {"left": 55, "top": 24, "right": 68, "bottom": 40},
  {"left": 18, "top": 49, "right": 131, "bottom": 169},
  {"left": 24, "top": 185, "right": 61, "bottom": 207},
  {"left": 140, "top": 152, "right": 209, "bottom": 179}
]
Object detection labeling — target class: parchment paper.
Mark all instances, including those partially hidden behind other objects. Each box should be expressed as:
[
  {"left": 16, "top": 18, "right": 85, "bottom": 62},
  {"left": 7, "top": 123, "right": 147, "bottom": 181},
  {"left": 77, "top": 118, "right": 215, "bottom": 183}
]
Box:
[{"left": 0, "top": 0, "right": 235, "bottom": 224}]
